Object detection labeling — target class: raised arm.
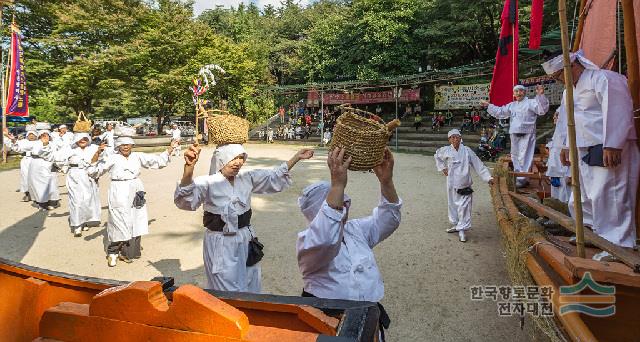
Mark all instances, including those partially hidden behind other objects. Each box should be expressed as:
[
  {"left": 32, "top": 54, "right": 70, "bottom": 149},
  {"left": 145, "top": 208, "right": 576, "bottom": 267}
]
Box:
[
  {"left": 353, "top": 148, "right": 402, "bottom": 247},
  {"left": 250, "top": 148, "right": 314, "bottom": 194},
  {"left": 529, "top": 85, "right": 549, "bottom": 116},
  {"left": 175, "top": 143, "right": 207, "bottom": 211},
  {"left": 296, "top": 202, "right": 346, "bottom": 274}
]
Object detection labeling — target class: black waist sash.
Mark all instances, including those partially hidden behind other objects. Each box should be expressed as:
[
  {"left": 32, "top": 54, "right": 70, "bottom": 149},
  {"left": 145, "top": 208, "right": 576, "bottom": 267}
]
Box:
[{"left": 203, "top": 209, "right": 252, "bottom": 232}]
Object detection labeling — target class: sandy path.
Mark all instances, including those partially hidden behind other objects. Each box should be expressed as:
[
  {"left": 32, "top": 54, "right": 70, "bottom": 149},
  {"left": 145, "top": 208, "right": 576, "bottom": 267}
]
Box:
[{"left": 0, "top": 143, "right": 535, "bottom": 341}]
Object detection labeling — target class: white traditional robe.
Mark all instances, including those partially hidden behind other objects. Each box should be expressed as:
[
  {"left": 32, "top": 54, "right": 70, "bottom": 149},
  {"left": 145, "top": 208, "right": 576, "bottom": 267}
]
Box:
[
  {"left": 88, "top": 151, "right": 170, "bottom": 242},
  {"left": 487, "top": 95, "right": 549, "bottom": 181},
  {"left": 546, "top": 106, "right": 570, "bottom": 203},
  {"left": 435, "top": 143, "right": 492, "bottom": 231},
  {"left": 28, "top": 141, "right": 61, "bottom": 204},
  {"left": 100, "top": 130, "right": 115, "bottom": 149},
  {"left": 11, "top": 139, "right": 37, "bottom": 193},
  {"left": 174, "top": 162, "right": 292, "bottom": 292},
  {"left": 59, "top": 145, "right": 101, "bottom": 228},
  {"left": 52, "top": 132, "right": 74, "bottom": 149},
  {"left": 296, "top": 197, "right": 402, "bottom": 302},
  {"left": 561, "top": 69, "right": 639, "bottom": 247}
]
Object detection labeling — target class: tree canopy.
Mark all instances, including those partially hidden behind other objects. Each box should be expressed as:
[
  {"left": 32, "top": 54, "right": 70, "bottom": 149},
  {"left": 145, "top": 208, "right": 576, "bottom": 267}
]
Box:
[{"left": 8, "top": 0, "right": 576, "bottom": 123}]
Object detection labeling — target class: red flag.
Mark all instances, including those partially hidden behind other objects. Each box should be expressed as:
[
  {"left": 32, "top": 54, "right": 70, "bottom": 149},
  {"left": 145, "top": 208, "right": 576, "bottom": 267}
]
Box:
[
  {"left": 529, "top": 0, "right": 544, "bottom": 49},
  {"left": 489, "top": 0, "right": 519, "bottom": 106}
]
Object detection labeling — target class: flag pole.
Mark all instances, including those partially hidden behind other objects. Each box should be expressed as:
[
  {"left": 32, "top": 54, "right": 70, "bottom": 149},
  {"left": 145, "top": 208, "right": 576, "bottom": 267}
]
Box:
[{"left": 559, "top": 0, "right": 586, "bottom": 258}]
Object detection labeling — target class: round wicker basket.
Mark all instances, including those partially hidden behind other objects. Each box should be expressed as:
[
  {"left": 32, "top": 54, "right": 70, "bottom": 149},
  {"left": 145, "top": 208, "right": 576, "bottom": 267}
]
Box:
[
  {"left": 329, "top": 106, "right": 400, "bottom": 171},
  {"left": 73, "top": 111, "right": 92, "bottom": 133},
  {"left": 206, "top": 110, "right": 250, "bottom": 145}
]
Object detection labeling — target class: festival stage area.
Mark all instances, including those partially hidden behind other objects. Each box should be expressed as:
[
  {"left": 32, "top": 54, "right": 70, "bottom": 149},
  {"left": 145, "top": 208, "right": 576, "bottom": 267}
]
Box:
[{"left": 0, "top": 143, "right": 537, "bottom": 341}]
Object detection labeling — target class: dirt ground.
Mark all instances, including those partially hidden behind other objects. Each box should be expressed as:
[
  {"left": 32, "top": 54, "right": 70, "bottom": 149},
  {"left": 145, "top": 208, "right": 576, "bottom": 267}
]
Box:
[{"left": 0, "top": 143, "right": 539, "bottom": 341}]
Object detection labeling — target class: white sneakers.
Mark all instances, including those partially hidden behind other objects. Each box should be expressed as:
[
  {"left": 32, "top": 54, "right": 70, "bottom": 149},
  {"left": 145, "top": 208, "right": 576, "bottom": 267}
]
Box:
[
  {"left": 592, "top": 250, "right": 615, "bottom": 262},
  {"left": 73, "top": 227, "right": 82, "bottom": 237},
  {"left": 446, "top": 226, "right": 458, "bottom": 233},
  {"left": 459, "top": 231, "right": 467, "bottom": 243},
  {"left": 107, "top": 254, "right": 118, "bottom": 267},
  {"left": 82, "top": 226, "right": 89, "bottom": 231}
]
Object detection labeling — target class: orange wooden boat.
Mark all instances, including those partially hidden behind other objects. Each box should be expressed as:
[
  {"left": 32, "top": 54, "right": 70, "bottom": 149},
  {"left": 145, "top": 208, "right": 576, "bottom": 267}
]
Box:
[{"left": 0, "top": 257, "right": 380, "bottom": 341}]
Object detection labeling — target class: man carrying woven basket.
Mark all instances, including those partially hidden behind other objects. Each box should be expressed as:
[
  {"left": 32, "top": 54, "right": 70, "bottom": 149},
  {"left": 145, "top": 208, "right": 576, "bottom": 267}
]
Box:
[
  {"left": 174, "top": 143, "right": 314, "bottom": 292},
  {"left": 296, "top": 147, "right": 401, "bottom": 341},
  {"left": 435, "top": 129, "right": 494, "bottom": 242}
]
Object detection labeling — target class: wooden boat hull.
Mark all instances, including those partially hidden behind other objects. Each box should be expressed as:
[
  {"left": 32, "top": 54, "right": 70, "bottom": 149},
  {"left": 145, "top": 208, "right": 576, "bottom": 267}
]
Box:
[
  {"left": 491, "top": 157, "right": 640, "bottom": 342},
  {"left": 0, "top": 257, "right": 379, "bottom": 341}
]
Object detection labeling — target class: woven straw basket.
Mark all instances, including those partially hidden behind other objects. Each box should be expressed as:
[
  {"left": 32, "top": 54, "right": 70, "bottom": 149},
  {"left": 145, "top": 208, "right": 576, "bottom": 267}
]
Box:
[
  {"left": 73, "top": 111, "right": 92, "bottom": 132},
  {"left": 330, "top": 106, "right": 400, "bottom": 171},
  {"left": 206, "top": 110, "right": 250, "bottom": 145}
]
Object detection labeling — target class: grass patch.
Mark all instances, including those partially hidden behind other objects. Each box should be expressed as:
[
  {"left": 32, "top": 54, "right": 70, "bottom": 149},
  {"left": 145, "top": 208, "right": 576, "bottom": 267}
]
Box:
[{"left": 0, "top": 155, "right": 22, "bottom": 171}]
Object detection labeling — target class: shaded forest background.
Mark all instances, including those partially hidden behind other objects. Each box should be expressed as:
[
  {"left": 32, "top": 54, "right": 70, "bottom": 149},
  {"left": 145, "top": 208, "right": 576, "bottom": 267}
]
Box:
[{"left": 12, "top": 0, "right": 577, "bottom": 123}]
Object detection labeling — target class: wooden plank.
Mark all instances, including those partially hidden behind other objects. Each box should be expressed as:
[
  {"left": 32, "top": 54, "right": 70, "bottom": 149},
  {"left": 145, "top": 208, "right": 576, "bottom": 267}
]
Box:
[
  {"left": 509, "top": 191, "right": 640, "bottom": 273},
  {"left": 565, "top": 256, "right": 640, "bottom": 288}
]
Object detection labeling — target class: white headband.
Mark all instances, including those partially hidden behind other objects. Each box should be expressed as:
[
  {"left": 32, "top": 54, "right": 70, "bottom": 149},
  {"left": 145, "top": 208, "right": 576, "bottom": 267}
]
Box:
[
  {"left": 115, "top": 136, "right": 135, "bottom": 147},
  {"left": 542, "top": 49, "right": 600, "bottom": 74},
  {"left": 448, "top": 129, "right": 461, "bottom": 138}
]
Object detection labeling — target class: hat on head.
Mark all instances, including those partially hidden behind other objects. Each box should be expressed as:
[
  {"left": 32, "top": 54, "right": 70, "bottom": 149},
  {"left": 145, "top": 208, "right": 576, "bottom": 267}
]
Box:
[
  {"left": 38, "top": 130, "right": 51, "bottom": 137},
  {"left": 298, "top": 181, "right": 351, "bottom": 223},
  {"left": 115, "top": 136, "right": 135, "bottom": 147},
  {"left": 73, "top": 132, "right": 91, "bottom": 144},
  {"left": 26, "top": 131, "right": 37, "bottom": 138},
  {"left": 542, "top": 49, "right": 600, "bottom": 75},
  {"left": 58, "top": 124, "right": 67, "bottom": 129},
  {"left": 513, "top": 84, "right": 526, "bottom": 91},
  {"left": 448, "top": 129, "right": 461, "bottom": 138}
]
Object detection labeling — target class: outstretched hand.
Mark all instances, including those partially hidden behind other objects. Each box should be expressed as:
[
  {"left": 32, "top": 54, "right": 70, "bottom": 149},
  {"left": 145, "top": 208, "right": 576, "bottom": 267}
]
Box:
[
  {"left": 373, "top": 148, "right": 394, "bottom": 184},
  {"left": 327, "top": 147, "right": 350, "bottom": 188},
  {"left": 183, "top": 143, "right": 201, "bottom": 166},
  {"left": 535, "top": 84, "right": 545, "bottom": 95},
  {"left": 297, "top": 148, "right": 314, "bottom": 160}
]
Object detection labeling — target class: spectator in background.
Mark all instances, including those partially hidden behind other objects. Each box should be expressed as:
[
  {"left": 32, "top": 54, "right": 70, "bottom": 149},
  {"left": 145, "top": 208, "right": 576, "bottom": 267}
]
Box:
[
  {"left": 472, "top": 112, "right": 481, "bottom": 132},
  {"left": 459, "top": 113, "right": 472, "bottom": 132},
  {"left": 279, "top": 106, "right": 285, "bottom": 123},
  {"left": 437, "top": 113, "right": 445, "bottom": 129},
  {"left": 445, "top": 110, "right": 454, "bottom": 126},
  {"left": 413, "top": 113, "right": 423, "bottom": 132}
]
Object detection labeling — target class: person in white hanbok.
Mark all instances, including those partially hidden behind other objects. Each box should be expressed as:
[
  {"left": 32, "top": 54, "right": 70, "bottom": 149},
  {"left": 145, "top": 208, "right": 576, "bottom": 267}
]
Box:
[
  {"left": 52, "top": 124, "right": 74, "bottom": 149},
  {"left": 88, "top": 137, "right": 176, "bottom": 267},
  {"left": 58, "top": 133, "right": 102, "bottom": 237},
  {"left": 542, "top": 50, "right": 640, "bottom": 257},
  {"left": 481, "top": 84, "right": 549, "bottom": 187},
  {"left": 296, "top": 147, "right": 400, "bottom": 341},
  {"left": 29, "top": 130, "right": 62, "bottom": 210},
  {"left": 167, "top": 123, "right": 182, "bottom": 156},
  {"left": 545, "top": 108, "right": 570, "bottom": 203},
  {"left": 175, "top": 143, "right": 313, "bottom": 292},
  {"left": 435, "top": 129, "right": 494, "bottom": 242},
  {"left": 11, "top": 130, "right": 38, "bottom": 201},
  {"left": 99, "top": 123, "right": 115, "bottom": 153}
]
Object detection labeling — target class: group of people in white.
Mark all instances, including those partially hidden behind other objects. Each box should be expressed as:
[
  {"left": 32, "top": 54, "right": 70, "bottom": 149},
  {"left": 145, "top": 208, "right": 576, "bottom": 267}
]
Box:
[{"left": 466, "top": 50, "right": 638, "bottom": 260}]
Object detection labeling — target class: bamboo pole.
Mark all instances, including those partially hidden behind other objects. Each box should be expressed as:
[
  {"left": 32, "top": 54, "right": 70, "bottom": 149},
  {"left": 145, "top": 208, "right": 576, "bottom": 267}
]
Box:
[
  {"left": 559, "top": 0, "right": 586, "bottom": 258},
  {"left": 571, "top": 0, "right": 587, "bottom": 51},
  {"left": 1, "top": 5, "right": 5, "bottom": 163},
  {"left": 621, "top": 0, "right": 640, "bottom": 246}
]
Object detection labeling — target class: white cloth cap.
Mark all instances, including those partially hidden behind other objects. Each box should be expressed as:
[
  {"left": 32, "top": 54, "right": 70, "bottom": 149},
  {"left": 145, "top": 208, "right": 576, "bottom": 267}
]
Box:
[
  {"left": 513, "top": 85, "right": 526, "bottom": 91},
  {"left": 38, "top": 130, "right": 51, "bottom": 137},
  {"left": 26, "top": 131, "right": 37, "bottom": 138},
  {"left": 542, "top": 49, "right": 600, "bottom": 74},
  {"left": 448, "top": 129, "right": 461, "bottom": 138},
  {"left": 212, "top": 144, "right": 247, "bottom": 173},
  {"left": 58, "top": 124, "right": 67, "bottom": 129},
  {"left": 73, "top": 132, "right": 91, "bottom": 144},
  {"left": 298, "top": 181, "right": 351, "bottom": 223},
  {"left": 115, "top": 136, "right": 135, "bottom": 147}
]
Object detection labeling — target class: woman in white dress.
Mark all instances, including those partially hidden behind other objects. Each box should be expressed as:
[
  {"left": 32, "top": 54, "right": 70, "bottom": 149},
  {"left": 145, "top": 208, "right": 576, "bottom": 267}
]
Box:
[
  {"left": 174, "top": 143, "right": 313, "bottom": 292},
  {"left": 29, "top": 130, "right": 61, "bottom": 210},
  {"left": 59, "top": 133, "right": 102, "bottom": 237},
  {"left": 88, "top": 137, "right": 176, "bottom": 267},
  {"left": 11, "top": 130, "right": 38, "bottom": 202}
]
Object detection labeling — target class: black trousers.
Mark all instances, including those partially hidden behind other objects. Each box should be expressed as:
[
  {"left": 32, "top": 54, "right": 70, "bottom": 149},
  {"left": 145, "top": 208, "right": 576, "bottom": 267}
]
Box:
[{"left": 107, "top": 236, "right": 142, "bottom": 258}]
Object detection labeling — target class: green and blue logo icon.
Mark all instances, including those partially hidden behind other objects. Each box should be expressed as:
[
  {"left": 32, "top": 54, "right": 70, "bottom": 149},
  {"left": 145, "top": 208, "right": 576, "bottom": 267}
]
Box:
[{"left": 559, "top": 272, "right": 616, "bottom": 317}]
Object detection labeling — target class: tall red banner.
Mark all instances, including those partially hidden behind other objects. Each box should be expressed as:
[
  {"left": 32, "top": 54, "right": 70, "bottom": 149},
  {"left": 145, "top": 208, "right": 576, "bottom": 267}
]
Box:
[
  {"left": 5, "top": 23, "right": 29, "bottom": 117},
  {"left": 489, "top": 0, "right": 519, "bottom": 106}
]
